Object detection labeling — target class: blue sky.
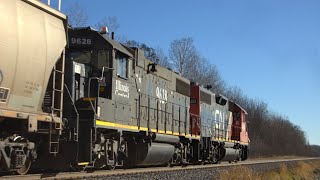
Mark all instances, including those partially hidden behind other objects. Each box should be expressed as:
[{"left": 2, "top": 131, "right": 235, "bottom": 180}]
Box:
[{"left": 57, "top": 0, "right": 320, "bottom": 145}]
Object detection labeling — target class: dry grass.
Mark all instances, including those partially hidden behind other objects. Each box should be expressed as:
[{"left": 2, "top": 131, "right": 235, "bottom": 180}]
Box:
[
  {"left": 249, "top": 155, "right": 303, "bottom": 161},
  {"left": 219, "top": 160, "right": 320, "bottom": 180},
  {"left": 220, "top": 166, "right": 255, "bottom": 180}
]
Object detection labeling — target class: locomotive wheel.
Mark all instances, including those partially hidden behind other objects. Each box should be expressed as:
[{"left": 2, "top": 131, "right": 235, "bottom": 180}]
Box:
[
  {"left": 211, "top": 157, "right": 218, "bottom": 164},
  {"left": 106, "top": 165, "right": 116, "bottom": 170},
  {"left": 165, "top": 158, "right": 174, "bottom": 167},
  {"left": 104, "top": 139, "right": 117, "bottom": 170},
  {"left": 106, "top": 152, "right": 117, "bottom": 170},
  {"left": 166, "top": 162, "right": 172, "bottom": 167},
  {"left": 16, "top": 157, "right": 32, "bottom": 175},
  {"left": 211, "top": 152, "right": 219, "bottom": 164},
  {"left": 69, "top": 162, "right": 81, "bottom": 171}
]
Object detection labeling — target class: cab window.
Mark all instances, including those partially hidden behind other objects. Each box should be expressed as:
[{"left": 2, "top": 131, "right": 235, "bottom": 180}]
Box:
[
  {"left": 116, "top": 54, "right": 128, "bottom": 79},
  {"left": 97, "top": 50, "right": 111, "bottom": 69},
  {"left": 67, "top": 51, "right": 92, "bottom": 64}
]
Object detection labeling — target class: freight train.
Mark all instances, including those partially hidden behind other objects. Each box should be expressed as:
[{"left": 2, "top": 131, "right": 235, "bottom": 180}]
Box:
[{"left": 0, "top": 0, "right": 249, "bottom": 174}]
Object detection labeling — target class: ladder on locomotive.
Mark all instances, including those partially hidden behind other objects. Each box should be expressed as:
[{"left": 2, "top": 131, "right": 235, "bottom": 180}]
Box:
[{"left": 49, "top": 53, "right": 65, "bottom": 155}]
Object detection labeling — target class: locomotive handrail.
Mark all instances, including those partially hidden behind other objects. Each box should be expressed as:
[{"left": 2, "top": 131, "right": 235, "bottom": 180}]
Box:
[
  {"left": 64, "top": 84, "right": 79, "bottom": 142},
  {"left": 155, "top": 98, "right": 168, "bottom": 131},
  {"left": 184, "top": 105, "right": 188, "bottom": 135},
  {"left": 138, "top": 92, "right": 189, "bottom": 108},
  {"left": 87, "top": 77, "right": 100, "bottom": 115},
  {"left": 100, "top": 66, "right": 114, "bottom": 81},
  {"left": 203, "top": 119, "right": 242, "bottom": 141},
  {"left": 87, "top": 66, "right": 112, "bottom": 114},
  {"left": 189, "top": 113, "right": 200, "bottom": 117},
  {"left": 137, "top": 92, "right": 189, "bottom": 135},
  {"left": 189, "top": 113, "right": 201, "bottom": 135},
  {"left": 156, "top": 97, "right": 159, "bottom": 130}
]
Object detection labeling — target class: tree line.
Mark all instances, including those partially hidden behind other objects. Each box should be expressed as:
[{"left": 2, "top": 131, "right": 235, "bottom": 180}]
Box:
[{"left": 65, "top": 2, "right": 320, "bottom": 157}]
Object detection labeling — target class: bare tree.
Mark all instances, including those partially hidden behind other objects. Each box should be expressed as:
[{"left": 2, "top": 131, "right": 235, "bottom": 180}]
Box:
[
  {"left": 192, "top": 58, "right": 225, "bottom": 93},
  {"left": 125, "top": 40, "right": 158, "bottom": 62},
  {"left": 125, "top": 40, "right": 140, "bottom": 47},
  {"left": 169, "top": 37, "right": 199, "bottom": 75},
  {"left": 124, "top": 40, "right": 171, "bottom": 68},
  {"left": 223, "top": 84, "right": 313, "bottom": 157},
  {"left": 168, "top": 37, "right": 226, "bottom": 92},
  {"left": 95, "top": 16, "right": 120, "bottom": 33},
  {"left": 225, "top": 86, "right": 248, "bottom": 105},
  {"left": 66, "top": 2, "right": 88, "bottom": 27},
  {"left": 140, "top": 43, "right": 158, "bottom": 62},
  {"left": 155, "top": 48, "right": 171, "bottom": 68},
  {"left": 95, "top": 16, "right": 128, "bottom": 41}
]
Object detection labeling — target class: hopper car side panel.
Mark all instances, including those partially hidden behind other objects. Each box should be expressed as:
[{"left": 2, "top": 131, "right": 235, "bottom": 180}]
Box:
[{"left": 0, "top": 0, "right": 67, "bottom": 174}]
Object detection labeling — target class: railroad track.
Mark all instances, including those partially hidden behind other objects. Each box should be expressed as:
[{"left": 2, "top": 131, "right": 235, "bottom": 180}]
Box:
[{"left": 2, "top": 157, "right": 319, "bottom": 180}]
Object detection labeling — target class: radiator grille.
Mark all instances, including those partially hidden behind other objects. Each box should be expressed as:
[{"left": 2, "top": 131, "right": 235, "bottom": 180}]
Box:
[
  {"left": 200, "top": 91, "right": 211, "bottom": 105},
  {"left": 176, "top": 78, "right": 190, "bottom": 96}
]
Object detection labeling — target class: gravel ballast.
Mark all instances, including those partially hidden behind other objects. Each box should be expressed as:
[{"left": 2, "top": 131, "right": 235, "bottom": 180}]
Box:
[{"left": 79, "top": 159, "right": 320, "bottom": 180}]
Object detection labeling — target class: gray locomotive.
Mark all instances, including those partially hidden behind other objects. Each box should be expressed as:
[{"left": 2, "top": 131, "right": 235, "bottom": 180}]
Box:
[{"left": 0, "top": 0, "right": 248, "bottom": 174}]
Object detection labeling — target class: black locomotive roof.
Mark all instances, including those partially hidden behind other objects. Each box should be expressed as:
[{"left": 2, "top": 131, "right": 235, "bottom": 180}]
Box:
[{"left": 70, "top": 27, "right": 133, "bottom": 58}]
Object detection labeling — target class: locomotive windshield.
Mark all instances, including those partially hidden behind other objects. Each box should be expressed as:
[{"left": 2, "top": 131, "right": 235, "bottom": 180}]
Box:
[
  {"left": 97, "top": 50, "right": 111, "bottom": 70},
  {"left": 67, "top": 50, "right": 112, "bottom": 70},
  {"left": 67, "top": 51, "right": 92, "bottom": 64}
]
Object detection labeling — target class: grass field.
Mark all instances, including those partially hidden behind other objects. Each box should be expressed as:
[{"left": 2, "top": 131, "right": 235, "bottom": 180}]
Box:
[{"left": 219, "top": 160, "right": 320, "bottom": 180}]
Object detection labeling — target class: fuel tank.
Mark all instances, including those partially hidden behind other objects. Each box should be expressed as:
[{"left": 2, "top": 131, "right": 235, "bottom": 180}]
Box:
[
  {"left": 222, "top": 148, "right": 240, "bottom": 162},
  {"left": 153, "top": 133, "right": 180, "bottom": 144},
  {"left": 128, "top": 142, "right": 175, "bottom": 166}
]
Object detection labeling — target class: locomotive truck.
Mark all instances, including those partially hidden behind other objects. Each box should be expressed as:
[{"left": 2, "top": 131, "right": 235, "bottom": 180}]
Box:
[{"left": 0, "top": 0, "right": 249, "bottom": 174}]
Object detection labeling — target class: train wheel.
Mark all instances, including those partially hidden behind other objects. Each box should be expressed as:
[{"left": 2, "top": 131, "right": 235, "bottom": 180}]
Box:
[
  {"left": 106, "top": 152, "right": 117, "bottom": 170},
  {"left": 16, "top": 157, "right": 32, "bottom": 175},
  {"left": 166, "top": 156, "right": 176, "bottom": 167},
  {"left": 106, "top": 164, "right": 116, "bottom": 170},
  {"left": 13, "top": 136, "right": 33, "bottom": 175},
  {"left": 104, "top": 139, "right": 117, "bottom": 170},
  {"left": 69, "top": 162, "right": 81, "bottom": 171},
  {"left": 212, "top": 151, "right": 220, "bottom": 164},
  {"left": 211, "top": 156, "right": 218, "bottom": 164},
  {"left": 166, "top": 160, "right": 173, "bottom": 167}
]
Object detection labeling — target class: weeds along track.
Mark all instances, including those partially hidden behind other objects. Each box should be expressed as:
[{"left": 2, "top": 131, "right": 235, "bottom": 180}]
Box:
[{"left": 1, "top": 157, "right": 319, "bottom": 180}]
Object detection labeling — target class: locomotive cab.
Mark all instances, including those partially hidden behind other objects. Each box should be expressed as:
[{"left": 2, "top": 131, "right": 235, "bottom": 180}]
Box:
[
  {"left": 228, "top": 101, "right": 249, "bottom": 160},
  {"left": 64, "top": 27, "right": 133, "bottom": 165},
  {"left": 65, "top": 27, "right": 132, "bottom": 102},
  {"left": 229, "top": 101, "right": 249, "bottom": 143}
]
